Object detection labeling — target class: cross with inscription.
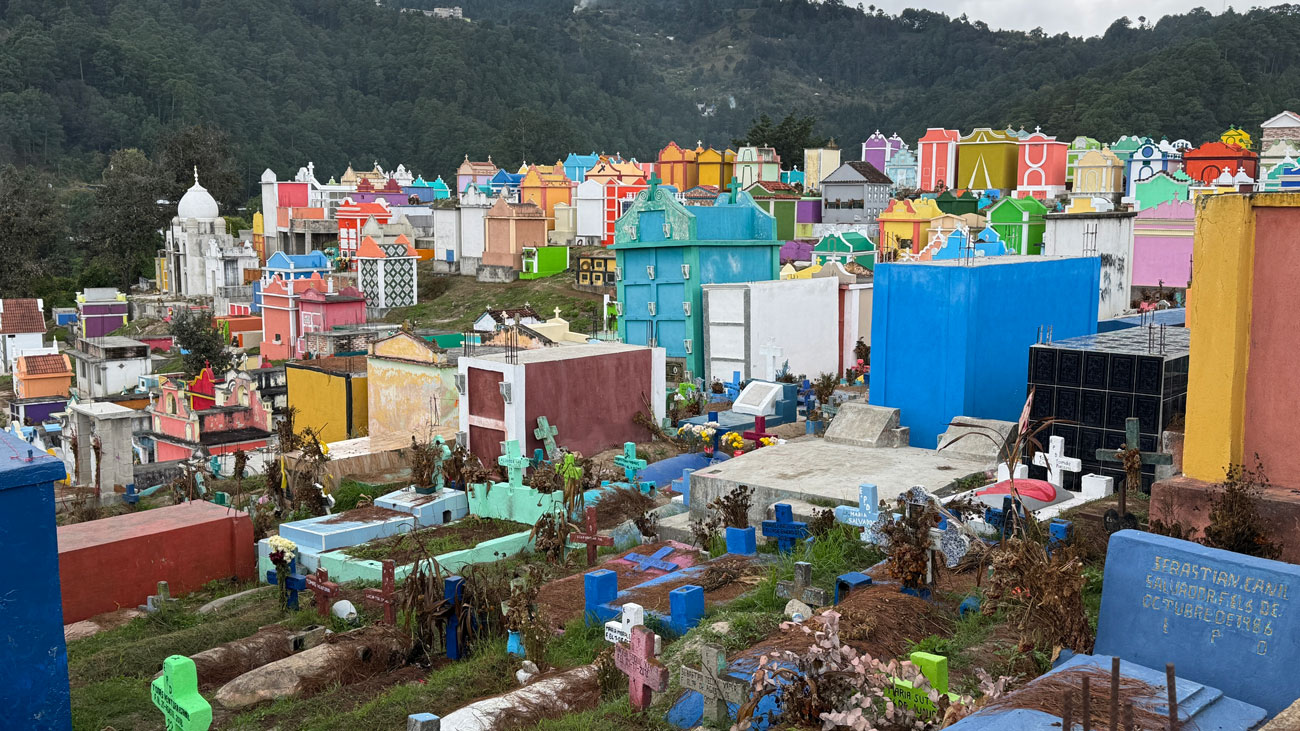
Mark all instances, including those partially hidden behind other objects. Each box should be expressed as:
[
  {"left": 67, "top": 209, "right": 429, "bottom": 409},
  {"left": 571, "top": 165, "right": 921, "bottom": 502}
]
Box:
[
  {"left": 151, "top": 655, "right": 213, "bottom": 731},
  {"left": 624, "top": 545, "right": 680, "bottom": 573},
  {"left": 497, "top": 440, "right": 530, "bottom": 487},
  {"left": 1032, "top": 434, "right": 1082, "bottom": 490},
  {"left": 761, "top": 503, "right": 808, "bottom": 553},
  {"left": 776, "top": 561, "right": 829, "bottom": 607},
  {"left": 614, "top": 625, "right": 669, "bottom": 711},
  {"left": 835, "top": 484, "right": 882, "bottom": 542},
  {"left": 305, "top": 567, "right": 342, "bottom": 618},
  {"left": 571, "top": 506, "right": 614, "bottom": 567},
  {"left": 679, "top": 644, "right": 749, "bottom": 724},
  {"left": 726, "top": 176, "right": 742, "bottom": 204},
  {"left": 533, "top": 416, "right": 560, "bottom": 462},
  {"left": 604, "top": 602, "right": 662, "bottom": 655},
  {"left": 742, "top": 416, "right": 776, "bottom": 448},
  {"left": 1095, "top": 417, "right": 1172, "bottom": 533},
  {"left": 613, "top": 442, "right": 647, "bottom": 484},
  {"left": 363, "top": 559, "right": 398, "bottom": 625}
]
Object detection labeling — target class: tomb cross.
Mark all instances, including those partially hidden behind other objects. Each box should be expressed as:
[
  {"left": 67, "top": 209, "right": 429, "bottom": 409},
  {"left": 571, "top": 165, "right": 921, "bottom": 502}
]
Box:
[
  {"left": 614, "top": 625, "right": 669, "bottom": 711},
  {"left": 743, "top": 416, "right": 776, "bottom": 448},
  {"left": 624, "top": 545, "right": 680, "bottom": 573},
  {"left": 776, "top": 561, "right": 829, "bottom": 607},
  {"left": 305, "top": 567, "right": 341, "bottom": 618},
  {"left": 759, "top": 340, "right": 783, "bottom": 380},
  {"left": 679, "top": 644, "right": 749, "bottom": 724},
  {"left": 1032, "top": 434, "right": 1082, "bottom": 490},
  {"left": 363, "top": 559, "right": 398, "bottom": 625},
  {"left": 533, "top": 416, "right": 560, "bottom": 461},
  {"left": 613, "top": 442, "right": 647, "bottom": 483},
  {"left": 761, "top": 503, "right": 808, "bottom": 553},
  {"left": 1094, "top": 417, "right": 1172, "bottom": 528},
  {"left": 647, "top": 173, "right": 662, "bottom": 197},
  {"left": 266, "top": 560, "right": 307, "bottom": 611},
  {"left": 570, "top": 506, "right": 613, "bottom": 567},
  {"left": 604, "top": 602, "right": 662, "bottom": 655},
  {"left": 726, "top": 176, "right": 741, "bottom": 204},
  {"left": 835, "top": 484, "right": 882, "bottom": 542},
  {"left": 497, "top": 440, "right": 529, "bottom": 487},
  {"left": 151, "top": 655, "right": 213, "bottom": 731}
]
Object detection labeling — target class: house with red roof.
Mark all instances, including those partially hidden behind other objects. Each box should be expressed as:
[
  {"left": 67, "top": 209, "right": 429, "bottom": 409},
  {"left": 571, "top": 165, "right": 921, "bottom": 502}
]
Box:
[
  {"left": 0, "top": 298, "right": 49, "bottom": 373},
  {"left": 11, "top": 353, "right": 73, "bottom": 423},
  {"left": 356, "top": 235, "right": 419, "bottom": 310},
  {"left": 148, "top": 366, "right": 272, "bottom": 462},
  {"left": 260, "top": 273, "right": 367, "bottom": 360},
  {"left": 335, "top": 197, "right": 393, "bottom": 259}
]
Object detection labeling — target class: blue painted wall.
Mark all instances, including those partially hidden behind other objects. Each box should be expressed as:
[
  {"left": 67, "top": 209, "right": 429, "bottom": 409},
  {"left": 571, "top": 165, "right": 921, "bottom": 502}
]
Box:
[
  {"left": 870, "top": 258, "right": 1100, "bottom": 447},
  {"left": 0, "top": 430, "right": 71, "bottom": 729}
]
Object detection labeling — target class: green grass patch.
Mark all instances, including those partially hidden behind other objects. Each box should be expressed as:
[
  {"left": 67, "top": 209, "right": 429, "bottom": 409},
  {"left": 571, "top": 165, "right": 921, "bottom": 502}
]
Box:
[
  {"left": 546, "top": 617, "right": 609, "bottom": 668},
  {"left": 805, "top": 496, "right": 839, "bottom": 508},
  {"left": 381, "top": 264, "right": 602, "bottom": 332},
  {"left": 525, "top": 697, "right": 679, "bottom": 731},
  {"left": 333, "top": 478, "right": 405, "bottom": 513},
  {"left": 71, "top": 675, "right": 156, "bottom": 731}
]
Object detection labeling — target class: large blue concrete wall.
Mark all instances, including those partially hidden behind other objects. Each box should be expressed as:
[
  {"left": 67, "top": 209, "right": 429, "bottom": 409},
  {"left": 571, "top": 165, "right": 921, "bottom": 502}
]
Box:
[
  {"left": 870, "top": 257, "right": 1100, "bottom": 447},
  {"left": 0, "top": 431, "right": 71, "bottom": 729}
]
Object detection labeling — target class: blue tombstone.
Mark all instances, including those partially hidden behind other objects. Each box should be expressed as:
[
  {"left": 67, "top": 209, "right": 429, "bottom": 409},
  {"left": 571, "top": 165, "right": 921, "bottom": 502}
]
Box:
[
  {"left": 506, "top": 630, "right": 525, "bottom": 658},
  {"left": 407, "top": 713, "right": 441, "bottom": 731},
  {"left": 672, "top": 468, "right": 695, "bottom": 506},
  {"left": 1047, "top": 519, "right": 1073, "bottom": 555},
  {"left": 761, "top": 503, "right": 808, "bottom": 553},
  {"left": 668, "top": 585, "right": 705, "bottom": 635},
  {"left": 123, "top": 482, "right": 140, "bottom": 505},
  {"left": 266, "top": 558, "right": 308, "bottom": 610},
  {"left": 625, "top": 546, "right": 680, "bottom": 573},
  {"left": 725, "top": 526, "right": 757, "bottom": 556},
  {"left": 583, "top": 569, "right": 619, "bottom": 624},
  {"left": 834, "top": 484, "right": 881, "bottom": 537},
  {"left": 834, "top": 572, "right": 873, "bottom": 605},
  {"left": 444, "top": 576, "right": 465, "bottom": 660}
]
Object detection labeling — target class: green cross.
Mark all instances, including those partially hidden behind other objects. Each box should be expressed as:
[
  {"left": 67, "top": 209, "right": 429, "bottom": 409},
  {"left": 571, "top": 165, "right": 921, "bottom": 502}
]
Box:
[
  {"left": 726, "top": 176, "right": 742, "bottom": 204},
  {"left": 647, "top": 173, "right": 662, "bottom": 196},
  {"left": 151, "top": 655, "right": 212, "bottom": 731},
  {"left": 533, "top": 416, "right": 560, "bottom": 461},
  {"left": 613, "top": 442, "right": 647, "bottom": 483},
  {"left": 497, "top": 440, "right": 530, "bottom": 487},
  {"left": 558, "top": 453, "right": 583, "bottom": 486},
  {"left": 1094, "top": 417, "right": 1172, "bottom": 524}
]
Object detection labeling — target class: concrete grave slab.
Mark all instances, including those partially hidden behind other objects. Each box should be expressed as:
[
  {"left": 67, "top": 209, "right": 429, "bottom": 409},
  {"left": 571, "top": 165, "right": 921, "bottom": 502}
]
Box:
[
  {"left": 732, "top": 381, "right": 783, "bottom": 416},
  {"left": 277, "top": 512, "right": 416, "bottom": 553},
  {"left": 376, "top": 486, "right": 469, "bottom": 527},
  {"left": 823, "top": 402, "right": 910, "bottom": 449},
  {"left": 936, "top": 417, "right": 1016, "bottom": 460}
]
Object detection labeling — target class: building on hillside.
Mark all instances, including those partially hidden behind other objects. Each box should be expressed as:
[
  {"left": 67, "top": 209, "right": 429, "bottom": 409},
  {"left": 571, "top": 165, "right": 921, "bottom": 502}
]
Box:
[
  {"left": 985, "top": 196, "right": 1049, "bottom": 255},
  {"left": 574, "top": 179, "right": 605, "bottom": 245},
  {"left": 335, "top": 198, "right": 392, "bottom": 259},
  {"left": 75, "top": 289, "right": 128, "bottom": 339},
  {"left": 918, "top": 128, "right": 960, "bottom": 192},
  {"left": 956, "top": 128, "right": 1019, "bottom": 191},
  {"left": 519, "top": 164, "right": 574, "bottom": 230},
  {"left": 204, "top": 240, "right": 260, "bottom": 315},
  {"left": 875, "top": 197, "right": 944, "bottom": 255},
  {"left": 488, "top": 168, "right": 525, "bottom": 200},
  {"left": 148, "top": 367, "right": 271, "bottom": 462},
  {"left": 746, "top": 181, "right": 806, "bottom": 240},
  {"left": 456, "top": 342, "right": 664, "bottom": 466},
  {"left": 813, "top": 262, "right": 875, "bottom": 372},
  {"left": 696, "top": 147, "right": 736, "bottom": 189},
  {"left": 611, "top": 179, "right": 780, "bottom": 379},
  {"left": 549, "top": 203, "right": 577, "bottom": 245},
  {"left": 11, "top": 353, "right": 73, "bottom": 424},
  {"left": 575, "top": 250, "right": 617, "bottom": 294},
  {"left": 403, "top": 175, "right": 451, "bottom": 203},
  {"left": 1070, "top": 147, "right": 1125, "bottom": 201},
  {"left": 255, "top": 251, "right": 332, "bottom": 312},
  {"left": 64, "top": 337, "right": 151, "bottom": 401},
  {"left": 480, "top": 198, "right": 547, "bottom": 282},
  {"left": 594, "top": 178, "right": 648, "bottom": 246},
  {"left": 584, "top": 156, "right": 647, "bottom": 185},
  {"left": 562, "top": 152, "right": 601, "bottom": 183},
  {"left": 802, "top": 143, "right": 841, "bottom": 192},
  {"left": 820, "top": 161, "right": 892, "bottom": 226},
  {"left": 1043, "top": 208, "right": 1138, "bottom": 319},
  {"left": 1132, "top": 199, "right": 1194, "bottom": 294},
  {"left": 1065, "top": 136, "right": 1101, "bottom": 184},
  {"left": 861, "top": 132, "right": 905, "bottom": 175},
  {"left": 160, "top": 170, "right": 236, "bottom": 297},
  {"left": 286, "top": 357, "right": 368, "bottom": 443},
  {"left": 884, "top": 148, "right": 918, "bottom": 191},
  {"left": 1107, "top": 135, "right": 1145, "bottom": 166},
  {"left": 1220, "top": 125, "right": 1252, "bottom": 148},
  {"left": 350, "top": 176, "right": 406, "bottom": 205},
  {"left": 249, "top": 364, "right": 288, "bottom": 424},
  {"left": 657, "top": 141, "right": 699, "bottom": 192},
  {"left": 735, "top": 145, "right": 781, "bottom": 188},
  {"left": 681, "top": 185, "right": 720, "bottom": 206},
  {"left": 472, "top": 307, "right": 542, "bottom": 333},
  {"left": 356, "top": 235, "right": 418, "bottom": 311},
  {"left": 1259, "top": 111, "right": 1300, "bottom": 170},
  {"left": 812, "top": 232, "right": 875, "bottom": 270},
  {"left": 934, "top": 189, "right": 981, "bottom": 216},
  {"left": 456, "top": 185, "right": 492, "bottom": 276},
  {"left": 1124, "top": 138, "right": 1184, "bottom": 201},
  {"left": 367, "top": 331, "right": 459, "bottom": 446},
  {"left": 1182, "top": 141, "right": 1259, "bottom": 185},
  {"left": 425, "top": 198, "right": 462, "bottom": 270},
  {"left": 1015, "top": 128, "right": 1068, "bottom": 199},
  {"left": 260, "top": 274, "right": 366, "bottom": 360},
  {"left": 456, "top": 156, "right": 498, "bottom": 197}
]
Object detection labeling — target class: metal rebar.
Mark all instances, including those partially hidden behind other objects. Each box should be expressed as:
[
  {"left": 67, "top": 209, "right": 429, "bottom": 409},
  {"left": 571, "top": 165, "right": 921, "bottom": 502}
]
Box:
[
  {"left": 1110, "top": 656, "right": 1121, "bottom": 731},
  {"left": 1082, "top": 675, "right": 1092, "bottom": 731},
  {"left": 1166, "top": 663, "right": 1178, "bottom": 730},
  {"left": 1063, "top": 689, "right": 1075, "bottom": 730}
]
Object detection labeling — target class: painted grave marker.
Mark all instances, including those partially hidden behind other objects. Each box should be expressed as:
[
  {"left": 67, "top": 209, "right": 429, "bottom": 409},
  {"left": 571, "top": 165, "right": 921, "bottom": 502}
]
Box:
[
  {"left": 151, "top": 655, "right": 213, "bottom": 731},
  {"left": 305, "top": 567, "right": 341, "bottom": 618},
  {"left": 834, "top": 572, "right": 873, "bottom": 604},
  {"left": 614, "top": 442, "right": 648, "bottom": 484},
  {"left": 725, "top": 525, "right": 757, "bottom": 555},
  {"left": 885, "top": 651, "right": 957, "bottom": 719},
  {"left": 761, "top": 503, "right": 808, "bottom": 553},
  {"left": 615, "top": 625, "right": 669, "bottom": 711},
  {"left": 835, "top": 484, "right": 881, "bottom": 542},
  {"left": 497, "top": 440, "right": 530, "bottom": 487},
  {"left": 571, "top": 506, "right": 613, "bottom": 567},
  {"left": 680, "top": 644, "right": 748, "bottom": 724},
  {"left": 533, "top": 416, "right": 560, "bottom": 461},
  {"left": 742, "top": 415, "right": 776, "bottom": 447},
  {"left": 407, "top": 713, "right": 441, "bottom": 731},
  {"left": 777, "top": 561, "right": 829, "bottom": 606},
  {"left": 671, "top": 468, "right": 694, "bottom": 505},
  {"left": 444, "top": 576, "right": 465, "bottom": 660},
  {"left": 604, "top": 602, "right": 661, "bottom": 654},
  {"left": 266, "top": 560, "right": 307, "bottom": 610},
  {"left": 1094, "top": 417, "right": 1172, "bottom": 532},
  {"left": 141, "top": 580, "right": 178, "bottom": 613},
  {"left": 584, "top": 568, "right": 619, "bottom": 624},
  {"left": 626, "top": 545, "right": 680, "bottom": 572},
  {"left": 667, "top": 584, "right": 705, "bottom": 634},
  {"left": 1032, "top": 434, "right": 1082, "bottom": 490},
  {"left": 363, "top": 559, "right": 398, "bottom": 625}
]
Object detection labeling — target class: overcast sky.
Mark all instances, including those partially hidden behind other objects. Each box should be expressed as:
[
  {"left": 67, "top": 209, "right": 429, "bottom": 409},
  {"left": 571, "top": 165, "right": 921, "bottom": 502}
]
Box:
[{"left": 859, "top": 0, "right": 1289, "bottom": 37}]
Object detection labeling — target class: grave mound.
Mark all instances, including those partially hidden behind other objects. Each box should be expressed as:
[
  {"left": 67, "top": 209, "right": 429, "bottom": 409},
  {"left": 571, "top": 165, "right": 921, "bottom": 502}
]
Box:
[{"left": 343, "top": 516, "right": 531, "bottom": 564}]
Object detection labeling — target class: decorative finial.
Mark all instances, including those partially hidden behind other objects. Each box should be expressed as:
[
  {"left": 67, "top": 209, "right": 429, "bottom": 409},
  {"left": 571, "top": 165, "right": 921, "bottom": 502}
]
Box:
[
  {"left": 554, "top": 306, "right": 562, "bottom": 320},
  {"left": 193, "top": 165, "right": 199, "bottom": 185}
]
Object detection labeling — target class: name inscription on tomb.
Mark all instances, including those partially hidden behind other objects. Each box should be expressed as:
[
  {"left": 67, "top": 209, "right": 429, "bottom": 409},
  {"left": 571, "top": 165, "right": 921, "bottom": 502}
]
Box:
[{"left": 1142, "top": 554, "right": 1290, "bottom": 654}]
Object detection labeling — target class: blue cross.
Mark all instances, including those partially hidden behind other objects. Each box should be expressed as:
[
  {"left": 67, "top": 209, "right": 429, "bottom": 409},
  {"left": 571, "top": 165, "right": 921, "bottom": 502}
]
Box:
[
  {"left": 761, "top": 503, "right": 808, "bottom": 553},
  {"left": 266, "top": 557, "right": 307, "bottom": 610},
  {"left": 835, "top": 484, "right": 881, "bottom": 537},
  {"left": 613, "top": 442, "right": 647, "bottom": 483},
  {"left": 625, "top": 545, "right": 679, "bottom": 572},
  {"left": 671, "top": 468, "right": 694, "bottom": 505}
]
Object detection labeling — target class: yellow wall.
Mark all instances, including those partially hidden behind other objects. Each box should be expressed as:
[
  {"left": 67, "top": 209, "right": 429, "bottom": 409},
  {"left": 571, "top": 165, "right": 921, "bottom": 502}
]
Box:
[
  {"left": 367, "top": 358, "right": 459, "bottom": 445},
  {"left": 286, "top": 367, "right": 368, "bottom": 444}
]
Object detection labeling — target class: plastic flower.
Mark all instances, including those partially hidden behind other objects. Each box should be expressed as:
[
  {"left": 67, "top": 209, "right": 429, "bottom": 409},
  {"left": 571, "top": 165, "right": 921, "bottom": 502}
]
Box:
[{"left": 267, "top": 535, "right": 298, "bottom": 565}]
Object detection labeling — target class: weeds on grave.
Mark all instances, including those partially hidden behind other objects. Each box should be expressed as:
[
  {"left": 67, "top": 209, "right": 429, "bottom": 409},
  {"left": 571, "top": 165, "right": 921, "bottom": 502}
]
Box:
[
  {"left": 806, "top": 507, "right": 836, "bottom": 537},
  {"left": 531, "top": 509, "right": 573, "bottom": 564},
  {"left": 595, "top": 646, "right": 623, "bottom": 700},
  {"left": 690, "top": 512, "right": 723, "bottom": 550},
  {"left": 1202, "top": 455, "right": 1282, "bottom": 559},
  {"left": 398, "top": 554, "right": 463, "bottom": 662},
  {"left": 877, "top": 493, "right": 943, "bottom": 592},
  {"left": 713, "top": 484, "right": 754, "bottom": 528},
  {"left": 444, "top": 442, "right": 489, "bottom": 487},
  {"left": 983, "top": 538, "right": 1095, "bottom": 655}
]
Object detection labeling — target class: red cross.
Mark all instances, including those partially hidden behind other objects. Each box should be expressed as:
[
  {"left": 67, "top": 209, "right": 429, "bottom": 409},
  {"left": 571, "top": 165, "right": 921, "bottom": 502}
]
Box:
[
  {"left": 305, "top": 567, "right": 342, "bottom": 618},
  {"left": 743, "top": 416, "right": 775, "bottom": 447},
  {"left": 570, "top": 506, "right": 614, "bottom": 567},
  {"left": 363, "top": 559, "right": 398, "bottom": 625},
  {"left": 614, "top": 625, "right": 668, "bottom": 710}
]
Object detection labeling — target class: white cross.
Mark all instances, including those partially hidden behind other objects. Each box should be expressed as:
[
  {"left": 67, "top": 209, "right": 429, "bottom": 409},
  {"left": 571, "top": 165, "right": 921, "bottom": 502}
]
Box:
[
  {"left": 1032, "top": 435, "right": 1082, "bottom": 489},
  {"left": 604, "top": 602, "right": 661, "bottom": 655},
  {"left": 996, "top": 462, "right": 1029, "bottom": 482},
  {"left": 759, "top": 339, "right": 783, "bottom": 381}
]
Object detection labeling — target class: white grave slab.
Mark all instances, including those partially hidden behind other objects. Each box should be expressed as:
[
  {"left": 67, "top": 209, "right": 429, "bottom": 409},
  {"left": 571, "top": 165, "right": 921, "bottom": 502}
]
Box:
[{"left": 731, "top": 380, "right": 782, "bottom": 417}]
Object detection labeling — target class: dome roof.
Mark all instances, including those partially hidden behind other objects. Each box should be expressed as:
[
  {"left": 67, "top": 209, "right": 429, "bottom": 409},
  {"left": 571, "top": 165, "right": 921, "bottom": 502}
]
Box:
[{"left": 178, "top": 168, "right": 219, "bottom": 219}]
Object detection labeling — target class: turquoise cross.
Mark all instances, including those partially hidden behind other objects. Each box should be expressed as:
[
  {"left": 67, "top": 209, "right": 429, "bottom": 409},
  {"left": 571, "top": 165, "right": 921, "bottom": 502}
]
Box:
[
  {"left": 613, "top": 441, "right": 647, "bottom": 483},
  {"left": 647, "top": 173, "right": 662, "bottom": 196},
  {"left": 726, "top": 176, "right": 742, "bottom": 203},
  {"left": 497, "top": 440, "right": 530, "bottom": 487},
  {"left": 533, "top": 416, "right": 560, "bottom": 461}
]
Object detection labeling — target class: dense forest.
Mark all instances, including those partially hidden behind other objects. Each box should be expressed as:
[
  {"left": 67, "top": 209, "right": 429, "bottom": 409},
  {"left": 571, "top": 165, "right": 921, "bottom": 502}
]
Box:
[{"left": 3, "top": 0, "right": 1300, "bottom": 297}]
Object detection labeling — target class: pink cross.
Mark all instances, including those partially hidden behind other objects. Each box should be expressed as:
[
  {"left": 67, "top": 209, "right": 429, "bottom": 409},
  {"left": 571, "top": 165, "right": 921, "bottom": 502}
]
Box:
[
  {"left": 743, "top": 416, "right": 775, "bottom": 447},
  {"left": 363, "top": 559, "right": 398, "bottom": 625},
  {"left": 305, "top": 567, "right": 342, "bottom": 618},
  {"left": 570, "top": 506, "right": 614, "bottom": 567},
  {"left": 614, "top": 625, "right": 668, "bottom": 710}
]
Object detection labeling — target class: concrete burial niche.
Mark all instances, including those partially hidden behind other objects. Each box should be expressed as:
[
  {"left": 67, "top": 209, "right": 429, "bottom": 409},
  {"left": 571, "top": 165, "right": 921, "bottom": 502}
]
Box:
[
  {"left": 1097, "top": 530, "right": 1299, "bottom": 716},
  {"left": 0, "top": 430, "right": 71, "bottom": 729}
]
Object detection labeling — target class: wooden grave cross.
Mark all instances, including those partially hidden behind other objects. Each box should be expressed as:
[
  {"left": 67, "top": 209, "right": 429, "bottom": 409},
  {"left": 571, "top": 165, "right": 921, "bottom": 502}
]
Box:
[
  {"left": 533, "top": 416, "right": 560, "bottom": 462},
  {"left": 604, "top": 601, "right": 662, "bottom": 655},
  {"left": 363, "top": 559, "right": 398, "bottom": 625},
  {"left": 571, "top": 506, "right": 613, "bottom": 567},
  {"left": 305, "top": 567, "right": 342, "bottom": 618},
  {"left": 742, "top": 416, "right": 776, "bottom": 448},
  {"left": 761, "top": 503, "right": 808, "bottom": 553},
  {"left": 614, "top": 625, "right": 669, "bottom": 711},
  {"left": 497, "top": 440, "right": 530, "bottom": 487},
  {"left": 613, "top": 442, "right": 648, "bottom": 483},
  {"left": 776, "top": 561, "right": 829, "bottom": 607},
  {"left": 1033, "top": 434, "right": 1082, "bottom": 490},
  {"left": 680, "top": 644, "right": 749, "bottom": 724},
  {"left": 151, "top": 655, "right": 213, "bottom": 731},
  {"left": 625, "top": 545, "right": 679, "bottom": 573},
  {"left": 1094, "top": 417, "right": 1172, "bottom": 532}
]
